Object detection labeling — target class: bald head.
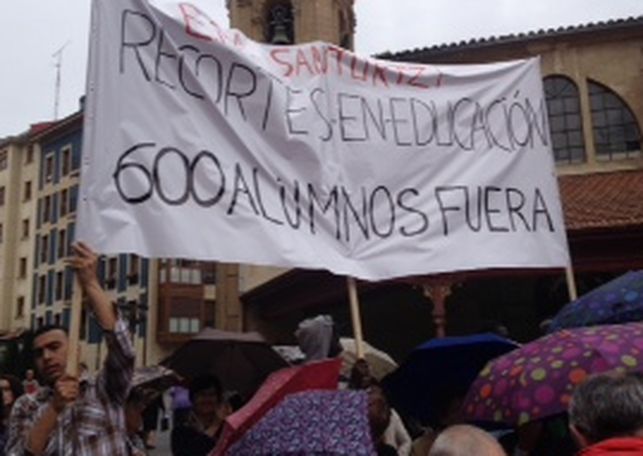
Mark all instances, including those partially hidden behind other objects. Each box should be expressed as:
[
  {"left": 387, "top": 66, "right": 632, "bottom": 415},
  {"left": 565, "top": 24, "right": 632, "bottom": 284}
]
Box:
[{"left": 429, "top": 425, "right": 507, "bottom": 456}]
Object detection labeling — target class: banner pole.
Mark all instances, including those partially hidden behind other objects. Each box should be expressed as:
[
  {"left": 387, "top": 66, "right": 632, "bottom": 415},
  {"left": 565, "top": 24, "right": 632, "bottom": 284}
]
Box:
[
  {"left": 565, "top": 264, "right": 578, "bottom": 301},
  {"left": 346, "top": 276, "right": 365, "bottom": 359},
  {"left": 65, "top": 278, "right": 83, "bottom": 377}
]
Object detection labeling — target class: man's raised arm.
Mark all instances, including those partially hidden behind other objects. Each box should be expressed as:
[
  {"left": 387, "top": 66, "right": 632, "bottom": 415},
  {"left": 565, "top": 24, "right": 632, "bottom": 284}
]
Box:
[{"left": 66, "top": 242, "right": 135, "bottom": 404}]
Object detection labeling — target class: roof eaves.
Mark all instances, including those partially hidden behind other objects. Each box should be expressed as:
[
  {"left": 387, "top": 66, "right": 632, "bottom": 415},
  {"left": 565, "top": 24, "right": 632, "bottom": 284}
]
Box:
[{"left": 377, "top": 15, "right": 643, "bottom": 61}]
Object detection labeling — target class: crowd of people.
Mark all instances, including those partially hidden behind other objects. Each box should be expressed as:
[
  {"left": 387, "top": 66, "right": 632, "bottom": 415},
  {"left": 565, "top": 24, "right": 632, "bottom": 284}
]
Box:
[{"left": 0, "top": 243, "right": 641, "bottom": 455}]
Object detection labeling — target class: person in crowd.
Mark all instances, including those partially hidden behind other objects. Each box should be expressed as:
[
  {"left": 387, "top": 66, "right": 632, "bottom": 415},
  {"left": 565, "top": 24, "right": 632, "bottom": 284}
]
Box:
[
  {"left": 368, "top": 386, "right": 399, "bottom": 455},
  {"left": 294, "top": 314, "right": 342, "bottom": 362},
  {"left": 171, "top": 374, "right": 225, "bottom": 456},
  {"left": 21, "top": 370, "right": 39, "bottom": 396},
  {"left": 0, "top": 375, "right": 24, "bottom": 430},
  {"left": 568, "top": 372, "right": 643, "bottom": 455},
  {"left": 428, "top": 424, "right": 507, "bottom": 456},
  {"left": 1, "top": 374, "right": 24, "bottom": 454},
  {"left": 5, "top": 242, "right": 135, "bottom": 456},
  {"left": 220, "top": 390, "right": 243, "bottom": 418},
  {"left": 509, "top": 416, "right": 576, "bottom": 456},
  {"left": 170, "top": 384, "right": 192, "bottom": 427},
  {"left": 124, "top": 389, "right": 148, "bottom": 456},
  {"left": 349, "top": 362, "right": 413, "bottom": 455},
  {"left": 0, "top": 397, "right": 6, "bottom": 453},
  {"left": 349, "top": 359, "right": 376, "bottom": 390},
  {"left": 141, "top": 394, "right": 164, "bottom": 449}
]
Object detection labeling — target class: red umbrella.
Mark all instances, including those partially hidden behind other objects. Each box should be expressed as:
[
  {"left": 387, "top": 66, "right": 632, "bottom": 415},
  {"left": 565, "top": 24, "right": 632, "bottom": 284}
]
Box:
[{"left": 211, "top": 358, "right": 342, "bottom": 455}]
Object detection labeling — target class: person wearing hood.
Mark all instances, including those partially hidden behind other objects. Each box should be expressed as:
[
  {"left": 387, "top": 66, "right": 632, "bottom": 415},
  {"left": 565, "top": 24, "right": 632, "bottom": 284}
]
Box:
[
  {"left": 568, "top": 372, "right": 643, "bottom": 456},
  {"left": 295, "top": 315, "right": 341, "bottom": 362}
]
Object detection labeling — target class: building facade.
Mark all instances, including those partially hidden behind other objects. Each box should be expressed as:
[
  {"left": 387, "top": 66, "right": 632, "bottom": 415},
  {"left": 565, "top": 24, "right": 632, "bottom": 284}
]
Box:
[
  {"left": 0, "top": 129, "right": 40, "bottom": 333},
  {"left": 236, "top": 16, "right": 643, "bottom": 359}
]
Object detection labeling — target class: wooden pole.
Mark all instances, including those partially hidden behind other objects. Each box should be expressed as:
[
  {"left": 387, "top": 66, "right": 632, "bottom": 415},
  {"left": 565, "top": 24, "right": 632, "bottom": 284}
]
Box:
[
  {"left": 65, "top": 278, "right": 83, "bottom": 377},
  {"left": 346, "top": 277, "right": 365, "bottom": 359},
  {"left": 422, "top": 281, "right": 452, "bottom": 338},
  {"left": 565, "top": 265, "right": 578, "bottom": 301}
]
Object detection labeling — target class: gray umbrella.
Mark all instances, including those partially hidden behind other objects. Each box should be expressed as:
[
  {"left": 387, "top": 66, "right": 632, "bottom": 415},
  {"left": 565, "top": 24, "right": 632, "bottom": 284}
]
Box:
[{"left": 160, "top": 328, "right": 289, "bottom": 400}]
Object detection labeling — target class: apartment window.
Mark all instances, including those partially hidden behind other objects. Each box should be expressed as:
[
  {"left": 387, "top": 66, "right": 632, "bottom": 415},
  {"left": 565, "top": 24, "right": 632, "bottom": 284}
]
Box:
[
  {"left": 167, "top": 297, "right": 202, "bottom": 334},
  {"left": 588, "top": 80, "right": 642, "bottom": 161},
  {"left": 44, "top": 154, "right": 54, "bottom": 182},
  {"left": 0, "top": 150, "right": 7, "bottom": 170},
  {"left": 18, "top": 257, "right": 27, "bottom": 278},
  {"left": 25, "top": 145, "right": 34, "bottom": 164},
  {"left": 55, "top": 271, "right": 64, "bottom": 301},
  {"left": 0, "top": 186, "right": 5, "bottom": 206},
  {"left": 57, "top": 230, "right": 66, "bottom": 259},
  {"left": 543, "top": 76, "right": 586, "bottom": 164},
  {"left": 24, "top": 181, "right": 32, "bottom": 201},
  {"left": 168, "top": 259, "right": 202, "bottom": 284},
  {"left": 40, "top": 235, "right": 49, "bottom": 263},
  {"left": 169, "top": 317, "right": 201, "bottom": 334},
  {"left": 54, "top": 314, "right": 61, "bottom": 326},
  {"left": 203, "top": 264, "right": 217, "bottom": 285},
  {"left": 60, "top": 188, "right": 68, "bottom": 216},
  {"left": 21, "top": 219, "right": 29, "bottom": 239},
  {"left": 43, "top": 196, "right": 51, "bottom": 223},
  {"left": 106, "top": 257, "right": 117, "bottom": 289},
  {"left": 38, "top": 275, "right": 46, "bottom": 304},
  {"left": 16, "top": 297, "right": 25, "bottom": 318},
  {"left": 128, "top": 255, "right": 140, "bottom": 284},
  {"left": 61, "top": 147, "right": 72, "bottom": 176}
]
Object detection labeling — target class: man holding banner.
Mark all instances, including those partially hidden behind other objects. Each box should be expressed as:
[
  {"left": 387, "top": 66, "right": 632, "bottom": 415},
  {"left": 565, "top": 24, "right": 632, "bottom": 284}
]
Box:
[{"left": 6, "top": 243, "right": 135, "bottom": 456}]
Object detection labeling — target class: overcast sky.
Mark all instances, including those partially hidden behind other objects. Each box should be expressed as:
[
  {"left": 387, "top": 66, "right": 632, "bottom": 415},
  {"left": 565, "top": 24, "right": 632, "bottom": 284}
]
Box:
[{"left": 1, "top": 0, "right": 641, "bottom": 137}]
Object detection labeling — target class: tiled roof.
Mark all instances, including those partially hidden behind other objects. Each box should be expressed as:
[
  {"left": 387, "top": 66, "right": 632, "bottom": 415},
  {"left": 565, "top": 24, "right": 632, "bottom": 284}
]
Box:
[
  {"left": 559, "top": 169, "right": 643, "bottom": 231},
  {"left": 378, "top": 16, "right": 643, "bottom": 60}
]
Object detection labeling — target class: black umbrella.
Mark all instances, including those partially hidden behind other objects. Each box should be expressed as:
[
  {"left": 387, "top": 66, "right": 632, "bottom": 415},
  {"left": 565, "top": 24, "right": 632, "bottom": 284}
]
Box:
[{"left": 160, "top": 328, "right": 288, "bottom": 400}]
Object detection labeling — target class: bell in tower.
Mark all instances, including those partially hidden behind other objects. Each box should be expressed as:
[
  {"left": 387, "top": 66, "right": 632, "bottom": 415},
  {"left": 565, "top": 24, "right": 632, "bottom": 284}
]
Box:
[
  {"left": 266, "top": 2, "right": 294, "bottom": 44},
  {"left": 228, "top": 0, "right": 355, "bottom": 48}
]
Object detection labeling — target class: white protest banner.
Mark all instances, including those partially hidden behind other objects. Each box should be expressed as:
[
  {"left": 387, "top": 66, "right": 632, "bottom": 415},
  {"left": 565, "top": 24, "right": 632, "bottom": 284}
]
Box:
[{"left": 77, "top": 0, "right": 571, "bottom": 281}]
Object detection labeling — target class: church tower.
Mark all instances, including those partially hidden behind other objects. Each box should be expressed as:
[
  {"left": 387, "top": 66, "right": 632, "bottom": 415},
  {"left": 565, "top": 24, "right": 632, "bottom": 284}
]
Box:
[
  {"left": 227, "top": 0, "right": 355, "bottom": 48},
  {"left": 215, "top": 0, "right": 356, "bottom": 332}
]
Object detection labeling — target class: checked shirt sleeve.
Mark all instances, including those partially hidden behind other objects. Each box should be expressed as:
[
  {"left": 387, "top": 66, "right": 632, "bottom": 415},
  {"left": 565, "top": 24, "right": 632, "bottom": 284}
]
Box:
[
  {"left": 97, "top": 314, "right": 135, "bottom": 405},
  {"left": 5, "top": 394, "right": 55, "bottom": 456}
]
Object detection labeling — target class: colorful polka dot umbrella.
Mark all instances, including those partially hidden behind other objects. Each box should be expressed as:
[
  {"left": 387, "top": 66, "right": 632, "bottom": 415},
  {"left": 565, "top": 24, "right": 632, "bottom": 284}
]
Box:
[
  {"left": 548, "top": 270, "right": 643, "bottom": 333},
  {"left": 462, "top": 322, "right": 643, "bottom": 427}
]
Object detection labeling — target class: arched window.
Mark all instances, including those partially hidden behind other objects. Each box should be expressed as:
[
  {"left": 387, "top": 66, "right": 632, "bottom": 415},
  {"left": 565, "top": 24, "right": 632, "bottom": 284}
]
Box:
[
  {"left": 543, "top": 76, "right": 585, "bottom": 164},
  {"left": 264, "top": 1, "right": 294, "bottom": 45},
  {"left": 588, "top": 80, "right": 641, "bottom": 161}
]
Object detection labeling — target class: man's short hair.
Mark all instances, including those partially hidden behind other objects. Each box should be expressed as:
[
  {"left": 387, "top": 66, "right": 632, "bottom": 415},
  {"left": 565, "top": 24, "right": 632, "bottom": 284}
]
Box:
[
  {"left": 189, "top": 374, "right": 222, "bottom": 402},
  {"left": 32, "top": 324, "right": 68, "bottom": 341},
  {"left": 569, "top": 372, "right": 643, "bottom": 444},
  {"left": 429, "top": 425, "right": 506, "bottom": 456}
]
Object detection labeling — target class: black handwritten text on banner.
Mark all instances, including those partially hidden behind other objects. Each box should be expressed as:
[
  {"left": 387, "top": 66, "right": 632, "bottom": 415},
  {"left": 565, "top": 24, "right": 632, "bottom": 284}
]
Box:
[{"left": 77, "top": 0, "right": 570, "bottom": 280}]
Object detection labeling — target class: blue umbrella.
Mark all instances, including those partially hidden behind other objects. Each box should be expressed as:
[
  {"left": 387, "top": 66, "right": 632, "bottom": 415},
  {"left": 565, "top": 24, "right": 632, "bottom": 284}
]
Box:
[
  {"left": 548, "top": 270, "right": 643, "bottom": 333},
  {"left": 382, "top": 333, "right": 519, "bottom": 425}
]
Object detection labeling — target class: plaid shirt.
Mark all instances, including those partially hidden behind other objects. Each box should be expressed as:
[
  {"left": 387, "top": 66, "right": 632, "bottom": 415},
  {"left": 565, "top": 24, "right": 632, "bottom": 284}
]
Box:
[{"left": 6, "top": 317, "right": 135, "bottom": 456}]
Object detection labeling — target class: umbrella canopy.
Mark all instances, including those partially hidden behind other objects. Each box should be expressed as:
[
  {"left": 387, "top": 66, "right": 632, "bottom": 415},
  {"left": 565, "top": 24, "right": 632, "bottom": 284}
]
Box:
[
  {"left": 383, "top": 333, "right": 519, "bottom": 425},
  {"left": 463, "top": 322, "right": 643, "bottom": 427},
  {"left": 548, "top": 270, "right": 643, "bottom": 332},
  {"left": 160, "top": 328, "right": 288, "bottom": 400},
  {"left": 340, "top": 337, "right": 397, "bottom": 380},
  {"left": 132, "top": 365, "right": 180, "bottom": 392},
  {"left": 226, "top": 390, "right": 376, "bottom": 456},
  {"left": 213, "top": 358, "right": 342, "bottom": 455}
]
